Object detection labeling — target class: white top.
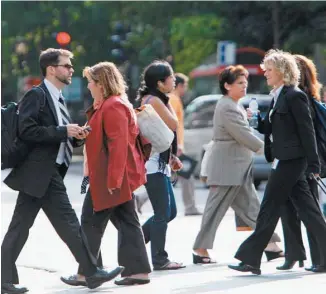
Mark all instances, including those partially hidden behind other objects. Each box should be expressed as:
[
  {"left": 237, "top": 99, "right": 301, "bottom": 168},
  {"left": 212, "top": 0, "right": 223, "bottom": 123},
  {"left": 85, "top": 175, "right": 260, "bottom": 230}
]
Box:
[
  {"left": 269, "top": 84, "right": 284, "bottom": 146},
  {"left": 145, "top": 152, "right": 171, "bottom": 176},
  {"left": 142, "top": 94, "right": 171, "bottom": 176},
  {"left": 269, "top": 84, "right": 284, "bottom": 123},
  {"left": 270, "top": 84, "right": 284, "bottom": 105},
  {"left": 44, "top": 79, "right": 66, "bottom": 165}
]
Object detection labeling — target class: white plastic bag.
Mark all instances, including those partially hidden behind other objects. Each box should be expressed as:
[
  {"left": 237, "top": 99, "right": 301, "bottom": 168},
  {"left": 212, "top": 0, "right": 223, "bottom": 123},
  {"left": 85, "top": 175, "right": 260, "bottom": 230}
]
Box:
[{"left": 136, "top": 104, "right": 174, "bottom": 153}]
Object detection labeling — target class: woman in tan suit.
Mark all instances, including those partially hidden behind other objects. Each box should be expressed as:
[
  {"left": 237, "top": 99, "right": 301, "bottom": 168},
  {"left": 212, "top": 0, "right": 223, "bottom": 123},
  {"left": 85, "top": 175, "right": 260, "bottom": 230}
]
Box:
[{"left": 192, "top": 65, "right": 283, "bottom": 264}]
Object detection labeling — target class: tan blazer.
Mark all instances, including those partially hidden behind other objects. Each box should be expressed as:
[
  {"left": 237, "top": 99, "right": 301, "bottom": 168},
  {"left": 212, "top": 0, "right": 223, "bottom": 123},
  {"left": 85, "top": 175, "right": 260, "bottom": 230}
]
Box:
[{"left": 206, "top": 96, "right": 263, "bottom": 186}]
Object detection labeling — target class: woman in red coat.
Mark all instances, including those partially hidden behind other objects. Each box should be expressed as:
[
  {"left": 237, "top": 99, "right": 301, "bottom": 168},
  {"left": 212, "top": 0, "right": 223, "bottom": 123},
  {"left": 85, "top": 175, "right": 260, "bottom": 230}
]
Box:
[{"left": 61, "top": 61, "right": 151, "bottom": 286}]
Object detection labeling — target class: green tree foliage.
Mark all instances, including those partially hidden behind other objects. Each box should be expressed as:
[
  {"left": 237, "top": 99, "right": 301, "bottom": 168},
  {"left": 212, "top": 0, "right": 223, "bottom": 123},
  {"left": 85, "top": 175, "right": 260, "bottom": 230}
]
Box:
[
  {"left": 220, "top": 1, "right": 326, "bottom": 53},
  {"left": 1, "top": 1, "right": 224, "bottom": 76},
  {"left": 170, "top": 15, "right": 223, "bottom": 74},
  {"left": 1, "top": 1, "right": 112, "bottom": 79},
  {"left": 1, "top": 0, "right": 325, "bottom": 97}
]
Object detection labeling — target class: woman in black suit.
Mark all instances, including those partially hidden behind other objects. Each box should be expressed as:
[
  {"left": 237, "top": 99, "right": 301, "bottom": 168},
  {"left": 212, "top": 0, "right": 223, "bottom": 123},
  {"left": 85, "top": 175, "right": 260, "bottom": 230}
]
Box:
[
  {"left": 276, "top": 54, "right": 324, "bottom": 272},
  {"left": 228, "top": 49, "right": 326, "bottom": 275}
]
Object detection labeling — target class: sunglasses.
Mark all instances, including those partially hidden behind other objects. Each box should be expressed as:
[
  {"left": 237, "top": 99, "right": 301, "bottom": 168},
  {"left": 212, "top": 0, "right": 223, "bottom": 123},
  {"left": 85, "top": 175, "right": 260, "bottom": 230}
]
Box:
[{"left": 52, "top": 64, "right": 74, "bottom": 70}]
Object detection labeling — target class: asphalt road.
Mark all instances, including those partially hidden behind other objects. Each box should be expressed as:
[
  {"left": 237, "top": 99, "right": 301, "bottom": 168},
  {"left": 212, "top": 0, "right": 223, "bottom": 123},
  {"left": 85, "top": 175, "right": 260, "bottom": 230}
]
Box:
[{"left": 1, "top": 163, "right": 325, "bottom": 293}]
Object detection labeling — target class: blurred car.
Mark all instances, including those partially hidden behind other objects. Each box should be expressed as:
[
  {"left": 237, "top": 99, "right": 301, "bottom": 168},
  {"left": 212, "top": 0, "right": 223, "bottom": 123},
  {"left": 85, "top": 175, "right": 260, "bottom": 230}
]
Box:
[{"left": 183, "top": 94, "right": 272, "bottom": 188}]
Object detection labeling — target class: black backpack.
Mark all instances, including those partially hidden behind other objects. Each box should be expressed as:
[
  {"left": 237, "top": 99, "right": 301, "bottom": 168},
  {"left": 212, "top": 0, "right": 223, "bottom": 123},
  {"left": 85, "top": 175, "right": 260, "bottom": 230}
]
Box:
[
  {"left": 1, "top": 86, "right": 46, "bottom": 170},
  {"left": 312, "top": 100, "right": 326, "bottom": 178}
]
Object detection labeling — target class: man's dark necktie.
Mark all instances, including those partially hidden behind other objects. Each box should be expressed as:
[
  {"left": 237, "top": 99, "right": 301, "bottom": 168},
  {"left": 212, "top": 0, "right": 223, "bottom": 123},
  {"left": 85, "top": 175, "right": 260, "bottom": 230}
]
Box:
[
  {"left": 81, "top": 176, "right": 90, "bottom": 194},
  {"left": 59, "top": 95, "right": 73, "bottom": 167}
]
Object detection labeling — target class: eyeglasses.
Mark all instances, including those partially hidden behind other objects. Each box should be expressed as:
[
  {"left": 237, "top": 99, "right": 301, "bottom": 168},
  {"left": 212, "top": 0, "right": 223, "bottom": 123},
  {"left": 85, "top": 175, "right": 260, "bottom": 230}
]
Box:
[{"left": 52, "top": 64, "right": 74, "bottom": 70}]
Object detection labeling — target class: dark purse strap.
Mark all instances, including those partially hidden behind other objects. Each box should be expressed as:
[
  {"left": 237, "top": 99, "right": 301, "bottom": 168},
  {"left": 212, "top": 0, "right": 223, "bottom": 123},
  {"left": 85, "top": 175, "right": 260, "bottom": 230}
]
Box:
[{"left": 102, "top": 118, "right": 109, "bottom": 155}]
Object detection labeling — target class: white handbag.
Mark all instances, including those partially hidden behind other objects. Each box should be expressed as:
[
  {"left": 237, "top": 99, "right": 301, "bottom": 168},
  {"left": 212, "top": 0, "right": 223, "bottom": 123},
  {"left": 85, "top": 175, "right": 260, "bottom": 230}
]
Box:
[
  {"left": 136, "top": 104, "right": 174, "bottom": 153},
  {"left": 200, "top": 140, "right": 214, "bottom": 177}
]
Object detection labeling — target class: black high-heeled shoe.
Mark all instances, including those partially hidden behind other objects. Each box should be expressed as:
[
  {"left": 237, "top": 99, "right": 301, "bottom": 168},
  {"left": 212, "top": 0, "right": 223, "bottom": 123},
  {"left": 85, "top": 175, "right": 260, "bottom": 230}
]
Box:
[
  {"left": 264, "top": 250, "right": 285, "bottom": 261},
  {"left": 276, "top": 259, "right": 304, "bottom": 270},
  {"left": 192, "top": 253, "right": 217, "bottom": 264},
  {"left": 304, "top": 265, "right": 315, "bottom": 272}
]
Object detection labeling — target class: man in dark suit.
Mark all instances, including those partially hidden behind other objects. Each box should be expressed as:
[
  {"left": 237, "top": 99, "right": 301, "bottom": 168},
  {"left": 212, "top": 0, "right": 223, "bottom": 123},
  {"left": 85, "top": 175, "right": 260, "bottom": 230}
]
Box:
[
  {"left": 228, "top": 49, "right": 326, "bottom": 275},
  {"left": 1, "top": 48, "right": 124, "bottom": 294}
]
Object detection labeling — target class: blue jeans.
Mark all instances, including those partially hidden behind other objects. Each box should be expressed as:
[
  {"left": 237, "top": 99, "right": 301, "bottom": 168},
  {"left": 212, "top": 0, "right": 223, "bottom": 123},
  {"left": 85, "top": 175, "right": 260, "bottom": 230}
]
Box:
[{"left": 142, "top": 172, "right": 177, "bottom": 267}]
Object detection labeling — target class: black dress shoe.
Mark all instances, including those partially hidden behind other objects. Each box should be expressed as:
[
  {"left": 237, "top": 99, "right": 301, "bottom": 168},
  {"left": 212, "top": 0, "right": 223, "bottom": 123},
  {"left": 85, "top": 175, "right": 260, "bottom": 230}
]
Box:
[
  {"left": 1, "top": 283, "right": 28, "bottom": 294},
  {"left": 312, "top": 265, "right": 326, "bottom": 273},
  {"left": 114, "top": 277, "right": 150, "bottom": 286},
  {"left": 276, "top": 259, "right": 304, "bottom": 270},
  {"left": 228, "top": 262, "right": 261, "bottom": 275},
  {"left": 86, "top": 266, "right": 125, "bottom": 289},
  {"left": 60, "top": 274, "right": 87, "bottom": 287}
]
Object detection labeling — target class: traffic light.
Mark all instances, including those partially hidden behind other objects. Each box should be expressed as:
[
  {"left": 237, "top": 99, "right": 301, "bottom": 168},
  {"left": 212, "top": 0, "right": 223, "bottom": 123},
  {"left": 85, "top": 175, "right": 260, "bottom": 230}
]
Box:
[
  {"left": 54, "top": 32, "right": 71, "bottom": 48},
  {"left": 110, "top": 21, "right": 131, "bottom": 63}
]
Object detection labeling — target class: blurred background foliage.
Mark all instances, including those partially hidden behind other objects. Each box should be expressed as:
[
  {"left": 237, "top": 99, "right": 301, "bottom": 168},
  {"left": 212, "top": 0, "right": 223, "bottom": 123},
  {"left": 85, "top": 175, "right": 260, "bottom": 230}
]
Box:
[
  {"left": 170, "top": 15, "right": 224, "bottom": 74},
  {"left": 1, "top": 0, "right": 326, "bottom": 99}
]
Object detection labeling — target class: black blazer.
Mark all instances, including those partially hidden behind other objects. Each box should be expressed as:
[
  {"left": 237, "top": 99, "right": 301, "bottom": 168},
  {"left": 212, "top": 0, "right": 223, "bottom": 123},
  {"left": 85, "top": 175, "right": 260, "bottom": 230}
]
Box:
[
  {"left": 257, "top": 85, "right": 320, "bottom": 174},
  {"left": 257, "top": 99, "right": 274, "bottom": 163},
  {"left": 4, "top": 81, "right": 83, "bottom": 198}
]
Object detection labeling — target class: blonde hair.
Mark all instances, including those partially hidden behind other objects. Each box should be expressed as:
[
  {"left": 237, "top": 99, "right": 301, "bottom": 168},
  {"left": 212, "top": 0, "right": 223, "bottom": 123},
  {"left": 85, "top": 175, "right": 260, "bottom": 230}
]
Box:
[
  {"left": 261, "top": 49, "right": 300, "bottom": 86},
  {"left": 83, "top": 61, "right": 127, "bottom": 98}
]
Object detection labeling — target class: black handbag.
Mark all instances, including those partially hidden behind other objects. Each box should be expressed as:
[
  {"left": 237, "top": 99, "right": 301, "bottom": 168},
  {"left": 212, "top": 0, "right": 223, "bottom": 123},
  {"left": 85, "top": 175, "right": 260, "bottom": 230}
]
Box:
[
  {"left": 177, "top": 154, "right": 198, "bottom": 179},
  {"left": 312, "top": 100, "right": 326, "bottom": 178}
]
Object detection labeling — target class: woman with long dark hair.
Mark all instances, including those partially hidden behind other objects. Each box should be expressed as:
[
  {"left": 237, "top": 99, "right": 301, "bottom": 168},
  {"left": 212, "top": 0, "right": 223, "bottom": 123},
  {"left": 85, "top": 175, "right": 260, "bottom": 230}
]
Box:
[{"left": 138, "top": 60, "right": 185, "bottom": 270}]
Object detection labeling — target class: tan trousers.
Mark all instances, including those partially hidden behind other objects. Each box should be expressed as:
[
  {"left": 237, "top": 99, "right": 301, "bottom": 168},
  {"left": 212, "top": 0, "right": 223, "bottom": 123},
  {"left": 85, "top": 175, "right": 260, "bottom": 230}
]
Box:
[
  {"left": 193, "top": 180, "right": 280, "bottom": 249},
  {"left": 179, "top": 176, "right": 199, "bottom": 214}
]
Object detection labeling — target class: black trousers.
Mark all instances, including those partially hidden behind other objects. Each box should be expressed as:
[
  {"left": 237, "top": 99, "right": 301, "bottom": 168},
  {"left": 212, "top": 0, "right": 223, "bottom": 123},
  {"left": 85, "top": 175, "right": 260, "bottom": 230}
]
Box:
[
  {"left": 1, "top": 168, "right": 97, "bottom": 284},
  {"left": 77, "top": 189, "right": 151, "bottom": 277},
  {"left": 281, "top": 177, "right": 321, "bottom": 264},
  {"left": 235, "top": 158, "right": 326, "bottom": 267}
]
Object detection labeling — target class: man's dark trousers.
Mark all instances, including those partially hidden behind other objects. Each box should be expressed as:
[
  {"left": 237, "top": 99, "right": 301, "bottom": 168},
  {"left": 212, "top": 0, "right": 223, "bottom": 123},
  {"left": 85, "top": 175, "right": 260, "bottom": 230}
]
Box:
[
  {"left": 1, "top": 166, "right": 97, "bottom": 284},
  {"left": 234, "top": 158, "right": 326, "bottom": 267}
]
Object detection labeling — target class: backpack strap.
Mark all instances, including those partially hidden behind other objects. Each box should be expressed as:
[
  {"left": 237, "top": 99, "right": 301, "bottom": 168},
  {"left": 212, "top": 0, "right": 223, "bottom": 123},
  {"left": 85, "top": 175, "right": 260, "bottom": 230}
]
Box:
[
  {"left": 34, "top": 86, "right": 46, "bottom": 110},
  {"left": 143, "top": 95, "right": 153, "bottom": 105}
]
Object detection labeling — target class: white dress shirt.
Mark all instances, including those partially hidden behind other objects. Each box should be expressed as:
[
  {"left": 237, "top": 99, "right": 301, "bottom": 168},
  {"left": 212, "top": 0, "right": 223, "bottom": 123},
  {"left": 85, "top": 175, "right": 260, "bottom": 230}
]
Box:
[
  {"left": 270, "top": 85, "right": 284, "bottom": 108},
  {"left": 269, "top": 84, "right": 284, "bottom": 145},
  {"left": 269, "top": 85, "right": 284, "bottom": 122},
  {"left": 44, "top": 79, "right": 66, "bottom": 164}
]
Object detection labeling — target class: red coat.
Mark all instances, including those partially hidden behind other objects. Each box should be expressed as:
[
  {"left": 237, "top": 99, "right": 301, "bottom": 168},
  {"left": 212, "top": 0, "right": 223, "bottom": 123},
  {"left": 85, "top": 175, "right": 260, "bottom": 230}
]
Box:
[{"left": 85, "top": 96, "right": 146, "bottom": 212}]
